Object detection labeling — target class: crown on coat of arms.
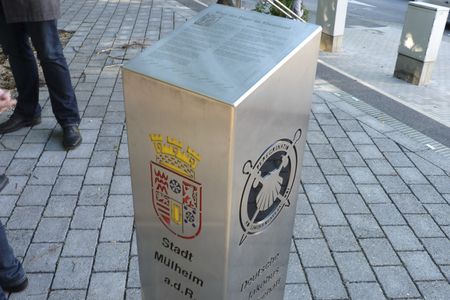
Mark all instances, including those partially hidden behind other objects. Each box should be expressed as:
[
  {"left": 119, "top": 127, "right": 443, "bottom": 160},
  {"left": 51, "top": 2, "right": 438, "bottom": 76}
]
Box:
[{"left": 150, "top": 134, "right": 201, "bottom": 179}]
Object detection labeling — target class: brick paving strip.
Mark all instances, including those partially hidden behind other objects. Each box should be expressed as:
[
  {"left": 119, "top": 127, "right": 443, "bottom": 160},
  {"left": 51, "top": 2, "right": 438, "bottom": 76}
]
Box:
[{"left": 0, "top": 0, "right": 449, "bottom": 299}]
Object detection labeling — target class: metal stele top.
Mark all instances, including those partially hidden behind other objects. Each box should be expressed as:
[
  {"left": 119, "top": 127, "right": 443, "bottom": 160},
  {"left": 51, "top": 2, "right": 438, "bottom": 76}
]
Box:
[{"left": 123, "top": 4, "right": 321, "bottom": 106}]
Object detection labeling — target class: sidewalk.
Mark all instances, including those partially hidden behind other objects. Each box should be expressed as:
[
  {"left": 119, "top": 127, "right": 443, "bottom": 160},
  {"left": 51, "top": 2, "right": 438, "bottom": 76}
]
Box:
[{"left": 0, "top": 0, "right": 449, "bottom": 299}]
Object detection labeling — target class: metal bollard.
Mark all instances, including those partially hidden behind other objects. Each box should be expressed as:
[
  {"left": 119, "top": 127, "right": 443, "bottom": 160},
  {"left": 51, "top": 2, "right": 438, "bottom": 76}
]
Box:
[
  {"left": 316, "top": 0, "right": 349, "bottom": 52},
  {"left": 394, "top": 1, "right": 449, "bottom": 85}
]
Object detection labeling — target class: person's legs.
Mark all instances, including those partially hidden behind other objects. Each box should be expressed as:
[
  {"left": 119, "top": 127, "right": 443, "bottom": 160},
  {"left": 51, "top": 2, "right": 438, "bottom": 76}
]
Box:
[
  {"left": 0, "top": 6, "right": 41, "bottom": 121},
  {"left": 25, "top": 20, "right": 80, "bottom": 127},
  {"left": 0, "top": 220, "right": 26, "bottom": 293}
]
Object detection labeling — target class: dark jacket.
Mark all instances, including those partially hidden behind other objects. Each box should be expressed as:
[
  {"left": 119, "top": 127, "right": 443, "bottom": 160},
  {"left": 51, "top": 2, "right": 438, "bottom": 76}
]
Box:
[{"left": 0, "top": 0, "right": 61, "bottom": 23}]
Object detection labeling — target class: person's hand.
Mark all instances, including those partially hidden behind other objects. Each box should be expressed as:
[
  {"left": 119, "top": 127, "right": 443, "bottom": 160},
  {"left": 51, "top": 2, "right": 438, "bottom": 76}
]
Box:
[{"left": 0, "top": 88, "right": 17, "bottom": 113}]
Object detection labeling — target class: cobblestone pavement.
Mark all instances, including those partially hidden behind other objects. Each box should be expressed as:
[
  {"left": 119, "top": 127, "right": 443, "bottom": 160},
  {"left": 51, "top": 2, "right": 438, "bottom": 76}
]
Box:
[{"left": 0, "top": 0, "right": 449, "bottom": 299}]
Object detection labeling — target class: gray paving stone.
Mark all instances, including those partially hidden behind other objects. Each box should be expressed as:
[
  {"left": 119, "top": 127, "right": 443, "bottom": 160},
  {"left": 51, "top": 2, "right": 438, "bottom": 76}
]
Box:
[
  {"left": 336, "top": 194, "right": 370, "bottom": 214},
  {"left": 303, "top": 184, "right": 336, "bottom": 203},
  {"left": 442, "top": 266, "right": 450, "bottom": 282},
  {"left": 357, "top": 184, "right": 391, "bottom": 204},
  {"left": 106, "top": 195, "right": 134, "bottom": 217},
  {"left": 79, "top": 117, "right": 103, "bottom": 130},
  {"left": 423, "top": 204, "right": 450, "bottom": 225},
  {"left": 366, "top": 159, "right": 396, "bottom": 175},
  {"left": 1, "top": 176, "right": 27, "bottom": 195},
  {"left": 312, "top": 203, "right": 347, "bottom": 226},
  {"left": 384, "top": 152, "right": 414, "bottom": 167},
  {"left": 127, "top": 256, "right": 141, "bottom": 289},
  {"left": 295, "top": 239, "right": 334, "bottom": 267},
  {"left": 312, "top": 103, "right": 331, "bottom": 114},
  {"left": 6, "top": 230, "right": 33, "bottom": 257},
  {"left": 347, "top": 282, "right": 386, "bottom": 300},
  {"left": 421, "top": 238, "right": 450, "bottom": 264},
  {"left": 100, "top": 217, "right": 134, "bottom": 242},
  {"left": 110, "top": 175, "right": 132, "bottom": 194},
  {"left": 300, "top": 166, "right": 326, "bottom": 183},
  {"left": 0, "top": 151, "right": 14, "bottom": 166},
  {"left": 383, "top": 226, "right": 423, "bottom": 251},
  {"left": 302, "top": 151, "right": 317, "bottom": 167},
  {"left": 48, "top": 290, "right": 87, "bottom": 300},
  {"left": 29, "top": 166, "right": 60, "bottom": 185},
  {"left": 23, "top": 243, "right": 62, "bottom": 272},
  {"left": 296, "top": 194, "right": 313, "bottom": 214},
  {"left": 347, "top": 214, "right": 384, "bottom": 238},
  {"left": 339, "top": 119, "right": 364, "bottom": 132},
  {"left": 360, "top": 122, "right": 389, "bottom": 138},
  {"left": 52, "top": 257, "right": 94, "bottom": 289},
  {"left": 18, "top": 185, "right": 52, "bottom": 206},
  {"left": 37, "top": 151, "right": 66, "bottom": 166},
  {"left": 374, "top": 266, "right": 420, "bottom": 298},
  {"left": 373, "top": 138, "right": 402, "bottom": 152},
  {"left": 410, "top": 184, "right": 446, "bottom": 204},
  {"left": 369, "top": 203, "right": 406, "bottom": 225},
  {"left": 317, "top": 159, "right": 346, "bottom": 175},
  {"left": 94, "top": 242, "right": 130, "bottom": 271},
  {"left": 399, "top": 251, "right": 444, "bottom": 281},
  {"left": 306, "top": 131, "right": 328, "bottom": 144},
  {"left": 7, "top": 206, "right": 43, "bottom": 229},
  {"left": 34, "top": 218, "right": 70, "bottom": 242},
  {"left": 405, "top": 214, "right": 445, "bottom": 237},
  {"left": 293, "top": 214, "right": 322, "bottom": 239},
  {"left": 79, "top": 185, "right": 109, "bottom": 205},
  {"left": 309, "top": 144, "right": 336, "bottom": 158},
  {"left": 327, "top": 175, "right": 358, "bottom": 193},
  {"left": 328, "top": 137, "right": 356, "bottom": 151},
  {"left": 323, "top": 226, "right": 359, "bottom": 252},
  {"left": 390, "top": 194, "right": 426, "bottom": 214},
  {"left": 44, "top": 195, "right": 77, "bottom": 217},
  {"left": 6, "top": 158, "right": 37, "bottom": 175},
  {"left": 63, "top": 230, "right": 99, "bottom": 257},
  {"left": 305, "top": 267, "right": 348, "bottom": 299},
  {"left": 348, "top": 131, "right": 373, "bottom": 145},
  {"left": 334, "top": 252, "right": 375, "bottom": 282},
  {"left": 283, "top": 284, "right": 312, "bottom": 300},
  {"left": 337, "top": 151, "right": 366, "bottom": 166},
  {"left": 315, "top": 113, "right": 338, "bottom": 126},
  {"left": 322, "top": 125, "right": 347, "bottom": 138},
  {"left": 15, "top": 143, "right": 45, "bottom": 158},
  {"left": 60, "top": 158, "right": 89, "bottom": 175},
  {"left": 347, "top": 167, "right": 378, "bottom": 184},
  {"left": 114, "top": 158, "right": 131, "bottom": 175},
  {"left": 417, "top": 281, "right": 450, "bottom": 300},
  {"left": 406, "top": 152, "right": 445, "bottom": 176},
  {"left": 90, "top": 150, "right": 117, "bottom": 167},
  {"left": 377, "top": 175, "right": 410, "bottom": 193},
  {"left": 52, "top": 176, "right": 84, "bottom": 195},
  {"left": 428, "top": 176, "right": 450, "bottom": 194},
  {"left": 66, "top": 143, "right": 95, "bottom": 158},
  {"left": 85, "top": 166, "right": 113, "bottom": 185},
  {"left": 395, "top": 167, "right": 428, "bottom": 184},
  {"left": 355, "top": 144, "right": 383, "bottom": 159},
  {"left": 87, "top": 272, "right": 127, "bottom": 300},
  {"left": 0, "top": 135, "right": 25, "bottom": 150},
  {"left": 0, "top": 195, "right": 17, "bottom": 217},
  {"left": 286, "top": 253, "right": 306, "bottom": 283},
  {"left": 360, "top": 238, "right": 401, "bottom": 266},
  {"left": 71, "top": 206, "right": 104, "bottom": 229},
  {"left": 9, "top": 273, "right": 52, "bottom": 300},
  {"left": 79, "top": 129, "right": 100, "bottom": 143},
  {"left": 95, "top": 136, "right": 121, "bottom": 151}
]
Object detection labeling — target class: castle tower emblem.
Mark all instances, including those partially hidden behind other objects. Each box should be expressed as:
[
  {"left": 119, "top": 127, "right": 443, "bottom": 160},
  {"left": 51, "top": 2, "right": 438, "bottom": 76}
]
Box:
[{"left": 149, "top": 134, "right": 202, "bottom": 239}]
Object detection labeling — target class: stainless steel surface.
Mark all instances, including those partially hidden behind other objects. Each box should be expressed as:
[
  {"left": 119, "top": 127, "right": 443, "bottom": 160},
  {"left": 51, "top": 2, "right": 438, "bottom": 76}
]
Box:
[
  {"left": 123, "top": 4, "right": 321, "bottom": 300},
  {"left": 124, "top": 4, "right": 319, "bottom": 105}
]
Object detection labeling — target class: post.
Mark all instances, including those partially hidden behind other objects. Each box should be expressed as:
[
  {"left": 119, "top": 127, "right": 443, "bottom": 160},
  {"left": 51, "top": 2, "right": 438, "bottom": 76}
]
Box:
[
  {"left": 316, "top": 0, "right": 348, "bottom": 52},
  {"left": 123, "top": 4, "right": 321, "bottom": 300},
  {"left": 394, "top": 2, "right": 449, "bottom": 85}
]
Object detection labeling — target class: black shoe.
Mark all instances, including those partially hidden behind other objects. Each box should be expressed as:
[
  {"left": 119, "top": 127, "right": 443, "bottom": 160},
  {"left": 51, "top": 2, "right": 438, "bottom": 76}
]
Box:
[
  {"left": 0, "top": 174, "right": 8, "bottom": 192},
  {"left": 2, "top": 277, "right": 28, "bottom": 293},
  {"left": 0, "top": 114, "right": 41, "bottom": 134},
  {"left": 63, "top": 125, "right": 82, "bottom": 150}
]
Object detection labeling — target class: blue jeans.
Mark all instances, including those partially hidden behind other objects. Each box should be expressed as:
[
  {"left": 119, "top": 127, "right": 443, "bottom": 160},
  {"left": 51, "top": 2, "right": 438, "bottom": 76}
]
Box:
[
  {"left": 0, "top": 220, "right": 25, "bottom": 300},
  {"left": 0, "top": 5, "right": 80, "bottom": 127}
]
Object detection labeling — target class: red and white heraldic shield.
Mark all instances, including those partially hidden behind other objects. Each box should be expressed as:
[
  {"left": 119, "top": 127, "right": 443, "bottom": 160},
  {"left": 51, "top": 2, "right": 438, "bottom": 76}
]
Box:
[{"left": 150, "top": 162, "right": 202, "bottom": 239}]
